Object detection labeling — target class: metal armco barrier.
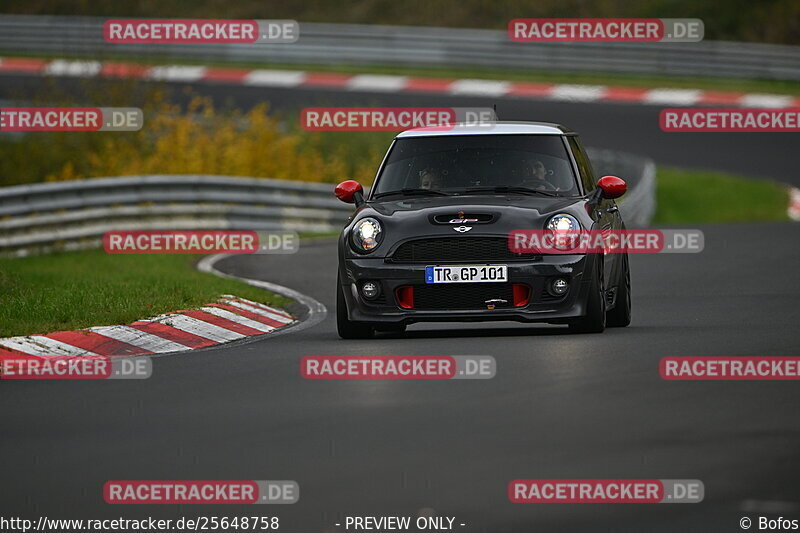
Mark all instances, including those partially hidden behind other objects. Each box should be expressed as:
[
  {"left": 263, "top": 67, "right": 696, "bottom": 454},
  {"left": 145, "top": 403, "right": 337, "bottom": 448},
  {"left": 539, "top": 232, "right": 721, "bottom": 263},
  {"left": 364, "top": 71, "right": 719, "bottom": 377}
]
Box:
[
  {"left": 0, "top": 176, "right": 353, "bottom": 256},
  {"left": 0, "top": 149, "right": 655, "bottom": 256},
  {"left": 0, "top": 15, "right": 798, "bottom": 81}
]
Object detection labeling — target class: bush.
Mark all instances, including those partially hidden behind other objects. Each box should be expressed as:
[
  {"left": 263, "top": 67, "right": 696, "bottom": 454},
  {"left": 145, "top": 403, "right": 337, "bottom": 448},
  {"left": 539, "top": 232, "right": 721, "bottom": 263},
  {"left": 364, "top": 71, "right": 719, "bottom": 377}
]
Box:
[{"left": 0, "top": 95, "right": 393, "bottom": 186}]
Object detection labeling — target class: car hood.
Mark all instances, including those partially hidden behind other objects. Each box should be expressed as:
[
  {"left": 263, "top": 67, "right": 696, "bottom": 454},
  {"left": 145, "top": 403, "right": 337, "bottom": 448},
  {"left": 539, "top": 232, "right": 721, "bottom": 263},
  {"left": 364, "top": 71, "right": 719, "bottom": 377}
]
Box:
[
  {"left": 368, "top": 194, "right": 580, "bottom": 216},
  {"left": 348, "top": 194, "right": 591, "bottom": 257}
]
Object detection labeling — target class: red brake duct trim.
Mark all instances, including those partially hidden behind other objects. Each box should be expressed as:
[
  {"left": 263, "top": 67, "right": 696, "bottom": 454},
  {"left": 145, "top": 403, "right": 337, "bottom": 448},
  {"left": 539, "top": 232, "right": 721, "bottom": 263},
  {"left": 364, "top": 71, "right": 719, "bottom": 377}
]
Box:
[
  {"left": 396, "top": 286, "right": 415, "bottom": 309},
  {"left": 513, "top": 284, "right": 531, "bottom": 307}
]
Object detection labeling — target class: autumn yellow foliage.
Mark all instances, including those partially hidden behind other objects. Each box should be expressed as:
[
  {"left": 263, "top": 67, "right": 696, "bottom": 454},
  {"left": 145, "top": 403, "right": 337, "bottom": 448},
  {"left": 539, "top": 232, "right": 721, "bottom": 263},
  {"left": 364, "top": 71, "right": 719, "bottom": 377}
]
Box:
[{"left": 39, "top": 97, "right": 388, "bottom": 185}]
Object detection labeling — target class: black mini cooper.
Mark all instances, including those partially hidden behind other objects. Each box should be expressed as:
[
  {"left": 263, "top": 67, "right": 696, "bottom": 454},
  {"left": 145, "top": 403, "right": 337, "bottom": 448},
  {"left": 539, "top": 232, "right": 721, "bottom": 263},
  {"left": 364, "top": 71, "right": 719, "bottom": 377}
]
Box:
[{"left": 334, "top": 122, "right": 631, "bottom": 339}]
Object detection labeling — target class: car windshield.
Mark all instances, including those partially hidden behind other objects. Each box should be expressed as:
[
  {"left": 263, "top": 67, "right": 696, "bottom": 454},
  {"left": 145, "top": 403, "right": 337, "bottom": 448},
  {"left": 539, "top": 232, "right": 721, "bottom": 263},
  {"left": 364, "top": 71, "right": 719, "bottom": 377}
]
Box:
[{"left": 371, "top": 134, "right": 580, "bottom": 198}]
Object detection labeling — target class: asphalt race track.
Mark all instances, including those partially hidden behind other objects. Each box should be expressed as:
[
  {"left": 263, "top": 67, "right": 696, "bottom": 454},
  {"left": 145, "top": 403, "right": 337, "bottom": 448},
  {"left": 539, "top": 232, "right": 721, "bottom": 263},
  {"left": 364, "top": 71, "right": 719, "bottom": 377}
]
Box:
[
  {"left": 1, "top": 76, "right": 800, "bottom": 532},
  {"left": 3, "top": 224, "right": 799, "bottom": 531}
]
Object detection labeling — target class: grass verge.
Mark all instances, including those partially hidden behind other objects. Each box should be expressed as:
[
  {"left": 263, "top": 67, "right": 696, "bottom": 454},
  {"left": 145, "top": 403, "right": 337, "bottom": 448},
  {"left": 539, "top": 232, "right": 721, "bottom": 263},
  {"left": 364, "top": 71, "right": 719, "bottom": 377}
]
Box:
[
  {"left": 0, "top": 250, "right": 292, "bottom": 338},
  {"left": 3, "top": 0, "right": 798, "bottom": 45},
  {"left": 653, "top": 167, "right": 791, "bottom": 224}
]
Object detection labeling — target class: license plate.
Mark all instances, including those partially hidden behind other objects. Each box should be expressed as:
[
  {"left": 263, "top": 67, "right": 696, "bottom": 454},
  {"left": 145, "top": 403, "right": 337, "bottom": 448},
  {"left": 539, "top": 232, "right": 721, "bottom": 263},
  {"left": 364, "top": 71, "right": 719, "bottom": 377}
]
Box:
[{"left": 425, "top": 265, "right": 508, "bottom": 283}]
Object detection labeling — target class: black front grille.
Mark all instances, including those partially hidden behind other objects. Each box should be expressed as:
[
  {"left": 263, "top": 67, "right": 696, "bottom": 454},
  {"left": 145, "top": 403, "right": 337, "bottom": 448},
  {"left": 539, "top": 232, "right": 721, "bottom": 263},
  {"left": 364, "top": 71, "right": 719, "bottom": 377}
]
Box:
[
  {"left": 412, "top": 283, "right": 514, "bottom": 310},
  {"left": 392, "top": 237, "right": 537, "bottom": 263}
]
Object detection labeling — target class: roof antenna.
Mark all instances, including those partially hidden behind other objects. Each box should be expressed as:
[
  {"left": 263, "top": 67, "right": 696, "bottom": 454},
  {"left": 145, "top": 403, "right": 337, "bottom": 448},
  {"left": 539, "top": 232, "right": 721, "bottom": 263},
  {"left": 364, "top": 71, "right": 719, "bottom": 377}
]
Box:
[{"left": 493, "top": 104, "right": 499, "bottom": 121}]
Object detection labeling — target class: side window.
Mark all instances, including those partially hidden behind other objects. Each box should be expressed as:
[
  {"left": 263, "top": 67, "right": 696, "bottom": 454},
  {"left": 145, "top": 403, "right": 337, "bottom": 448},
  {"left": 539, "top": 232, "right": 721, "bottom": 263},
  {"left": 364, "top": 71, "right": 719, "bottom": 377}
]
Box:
[{"left": 567, "top": 137, "right": 596, "bottom": 194}]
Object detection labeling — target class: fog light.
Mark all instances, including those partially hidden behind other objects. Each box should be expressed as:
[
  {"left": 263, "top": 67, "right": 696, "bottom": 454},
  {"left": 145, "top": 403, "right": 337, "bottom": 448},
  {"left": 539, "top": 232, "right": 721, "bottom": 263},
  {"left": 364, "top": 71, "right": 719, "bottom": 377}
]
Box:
[
  {"left": 549, "top": 278, "right": 569, "bottom": 296},
  {"left": 361, "top": 281, "right": 380, "bottom": 300}
]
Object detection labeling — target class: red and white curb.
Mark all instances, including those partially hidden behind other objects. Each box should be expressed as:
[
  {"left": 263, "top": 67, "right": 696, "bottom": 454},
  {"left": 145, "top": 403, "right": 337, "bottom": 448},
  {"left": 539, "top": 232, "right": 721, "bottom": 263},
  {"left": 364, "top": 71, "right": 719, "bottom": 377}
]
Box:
[
  {"left": 789, "top": 187, "right": 800, "bottom": 221},
  {"left": 1, "top": 56, "right": 799, "bottom": 108},
  {"left": 0, "top": 295, "right": 294, "bottom": 360}
]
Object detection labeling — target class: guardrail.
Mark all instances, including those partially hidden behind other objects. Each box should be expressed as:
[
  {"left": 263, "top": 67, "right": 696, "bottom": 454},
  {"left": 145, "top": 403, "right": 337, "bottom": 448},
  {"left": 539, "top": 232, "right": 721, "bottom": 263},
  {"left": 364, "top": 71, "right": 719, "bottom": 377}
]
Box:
[
  {"left": 0, "top": 149, "right": 655, "bottom": 256},
  {"left": 0, "top": 176, "right": 353, "bottom": 256},
  {"left": 0, "top": 15, "right": 798, "bottom": 81}
]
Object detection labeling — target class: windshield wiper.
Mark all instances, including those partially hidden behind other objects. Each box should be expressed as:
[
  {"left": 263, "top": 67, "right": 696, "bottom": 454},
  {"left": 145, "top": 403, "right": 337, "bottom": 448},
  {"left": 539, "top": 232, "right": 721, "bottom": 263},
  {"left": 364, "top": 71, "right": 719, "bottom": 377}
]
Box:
[
  {"left": 461, "top": 186, "right": 560, "bottom": 197},
  {"left": 373, "top": 188, "right": 452, "bottom": 199}
]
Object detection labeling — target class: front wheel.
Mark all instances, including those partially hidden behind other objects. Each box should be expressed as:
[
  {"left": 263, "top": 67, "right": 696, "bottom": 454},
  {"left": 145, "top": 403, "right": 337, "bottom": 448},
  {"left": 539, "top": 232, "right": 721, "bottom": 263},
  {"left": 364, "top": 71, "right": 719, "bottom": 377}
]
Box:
[
  {"left": 606, "top": 253, "right": 631, "bottom": 327},
  {"left": 336, "top": 275, "right": 374, "bottom": 339},
  {"left": 569, "top": 256, "right": 606, "bottom": 334}
]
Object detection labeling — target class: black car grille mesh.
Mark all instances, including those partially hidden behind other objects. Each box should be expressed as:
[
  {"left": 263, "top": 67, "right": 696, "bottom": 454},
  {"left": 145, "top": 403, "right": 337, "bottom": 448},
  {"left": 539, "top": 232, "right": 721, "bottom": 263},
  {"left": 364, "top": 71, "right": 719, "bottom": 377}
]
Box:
[
  {"left": 412, "top": 283, "right": 514, "bottom": 310},
  {"left": 391, "top": 237, "right": 537, "bottom": 263}
]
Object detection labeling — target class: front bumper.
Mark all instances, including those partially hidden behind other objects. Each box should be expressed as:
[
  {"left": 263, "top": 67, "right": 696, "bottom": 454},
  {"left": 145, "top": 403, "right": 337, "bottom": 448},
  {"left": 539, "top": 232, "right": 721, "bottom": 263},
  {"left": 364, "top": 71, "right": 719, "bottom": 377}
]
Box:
[{"left": 339, "top": 254, "right": 597, "bottom": 325}]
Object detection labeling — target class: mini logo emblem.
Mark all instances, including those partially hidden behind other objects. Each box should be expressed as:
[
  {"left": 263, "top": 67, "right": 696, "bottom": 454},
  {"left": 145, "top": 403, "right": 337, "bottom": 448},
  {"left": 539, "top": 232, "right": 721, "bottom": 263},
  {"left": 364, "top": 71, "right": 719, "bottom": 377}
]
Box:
[{"left": 453, "top": 226, "right": 472, "bottom": 233}]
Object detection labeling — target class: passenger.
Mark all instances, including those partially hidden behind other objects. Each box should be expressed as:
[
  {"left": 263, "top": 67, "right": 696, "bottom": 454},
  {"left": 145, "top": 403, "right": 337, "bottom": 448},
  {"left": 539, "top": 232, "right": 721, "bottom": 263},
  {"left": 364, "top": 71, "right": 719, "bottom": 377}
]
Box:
[{"left": 419, "top": 168, "right": 443, "bottom": 190}]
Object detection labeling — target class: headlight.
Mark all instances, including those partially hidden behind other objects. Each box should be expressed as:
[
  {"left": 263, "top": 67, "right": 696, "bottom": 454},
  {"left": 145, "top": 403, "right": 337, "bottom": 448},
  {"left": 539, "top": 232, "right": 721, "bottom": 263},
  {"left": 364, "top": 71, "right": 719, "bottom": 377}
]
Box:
[
  {"left": 545, "top": 214, "right": 581, "bottom": 250},
  {"left": 352, "top": 217, "right": 383, "bottom": 252}
]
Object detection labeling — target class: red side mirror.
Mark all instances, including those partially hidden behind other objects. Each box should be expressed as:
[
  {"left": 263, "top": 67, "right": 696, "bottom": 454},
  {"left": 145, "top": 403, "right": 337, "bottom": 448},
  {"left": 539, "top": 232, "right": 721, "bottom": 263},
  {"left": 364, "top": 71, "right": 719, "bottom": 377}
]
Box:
[
  {"left": 596, "top": 176, "right": 627, "bottom": 199},
  {"left": 334, "top": 180, "right": 364, "bottom": 204}
]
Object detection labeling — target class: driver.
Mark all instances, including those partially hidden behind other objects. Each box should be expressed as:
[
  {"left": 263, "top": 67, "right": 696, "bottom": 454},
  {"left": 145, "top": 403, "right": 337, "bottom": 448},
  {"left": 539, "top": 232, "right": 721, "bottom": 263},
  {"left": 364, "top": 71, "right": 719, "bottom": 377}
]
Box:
[{"left": 523, "top": 159, "right": 556, "bottom": 191}]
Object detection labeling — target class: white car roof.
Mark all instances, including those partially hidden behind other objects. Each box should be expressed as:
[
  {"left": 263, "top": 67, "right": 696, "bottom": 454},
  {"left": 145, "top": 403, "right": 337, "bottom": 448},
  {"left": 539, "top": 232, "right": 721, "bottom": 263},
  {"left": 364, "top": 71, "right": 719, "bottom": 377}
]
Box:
[{"left": 396, "top": 121, "right": 572, "bottom": 138}]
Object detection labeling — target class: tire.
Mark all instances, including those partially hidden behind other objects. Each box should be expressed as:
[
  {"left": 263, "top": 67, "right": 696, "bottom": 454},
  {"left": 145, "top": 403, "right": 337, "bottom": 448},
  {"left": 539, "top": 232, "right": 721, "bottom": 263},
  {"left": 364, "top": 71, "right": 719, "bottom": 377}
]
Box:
[
  {"left": 336, "top": 274, "right": 374, "bottom": 339},
  {"left": 569, "top": 255, "right": 606, "bottom": 334},
  {"left": 606, "top": 253, "right": 631, "bottom": 327}
]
